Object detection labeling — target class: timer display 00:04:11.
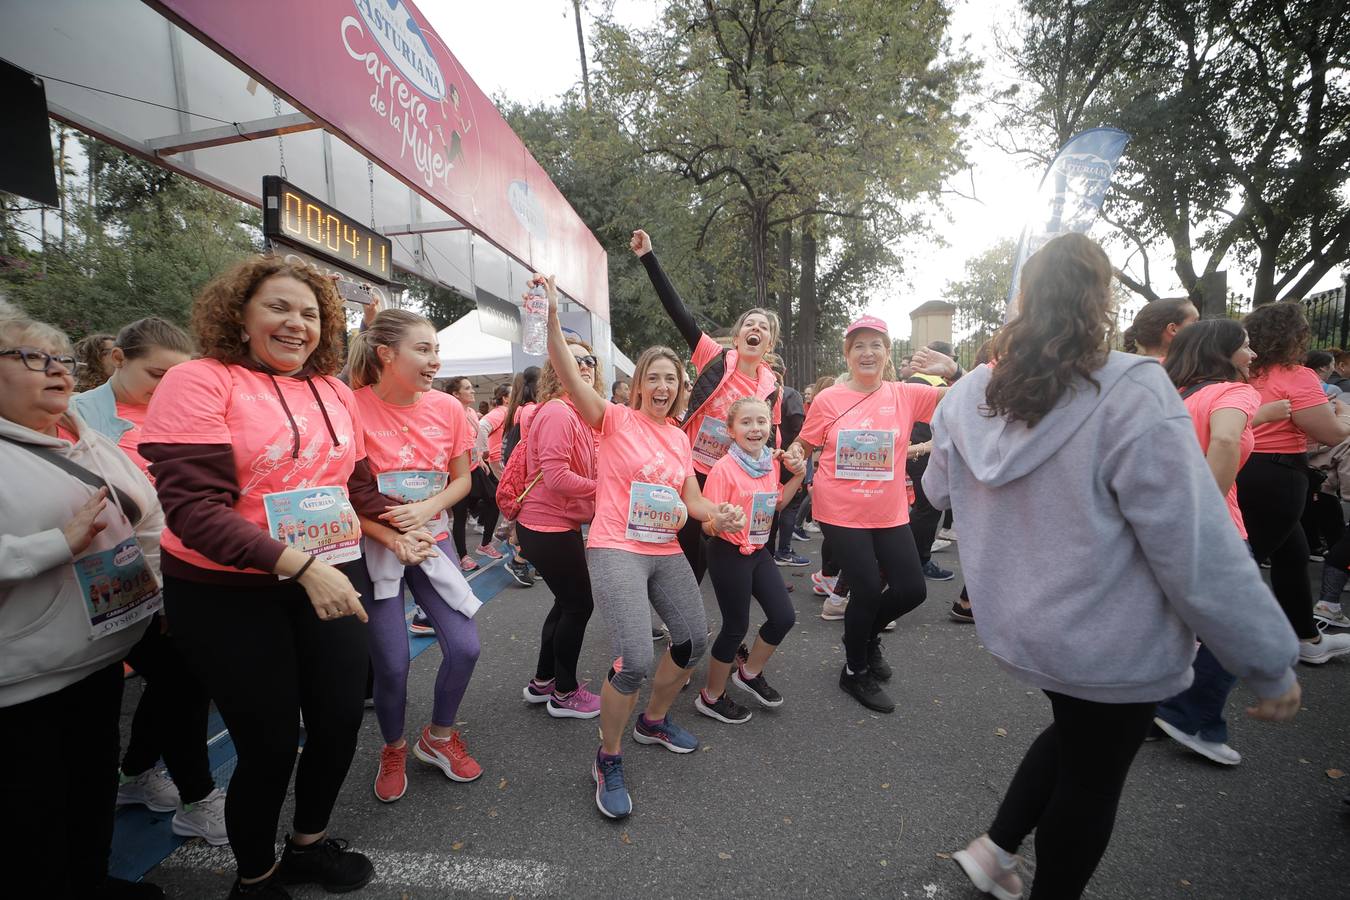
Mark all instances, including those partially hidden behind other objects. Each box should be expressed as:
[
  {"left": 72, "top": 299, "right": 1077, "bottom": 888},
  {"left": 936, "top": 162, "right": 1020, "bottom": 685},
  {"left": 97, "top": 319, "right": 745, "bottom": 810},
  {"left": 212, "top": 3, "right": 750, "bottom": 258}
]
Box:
[{"left": 279, "top": 190, "right": 389, "bottom": 279}]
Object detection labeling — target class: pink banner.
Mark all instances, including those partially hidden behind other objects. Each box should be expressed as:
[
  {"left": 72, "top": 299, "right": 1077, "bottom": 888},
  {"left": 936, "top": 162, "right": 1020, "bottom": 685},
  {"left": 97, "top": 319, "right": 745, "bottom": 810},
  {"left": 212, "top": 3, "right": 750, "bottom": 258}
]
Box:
[{"left": 150, "top": 0, "right": 608, "bottom": 318}]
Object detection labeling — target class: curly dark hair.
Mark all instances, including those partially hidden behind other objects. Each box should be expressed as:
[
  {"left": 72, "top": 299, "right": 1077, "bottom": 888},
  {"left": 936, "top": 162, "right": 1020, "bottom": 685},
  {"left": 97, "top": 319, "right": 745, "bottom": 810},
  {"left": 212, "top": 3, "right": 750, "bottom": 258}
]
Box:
[
  {"left": 190, "top": 255, "right": 347, "bottom": 376},
  {"left": 984, "top": 233, "right": 1114, "bottom": 427},
  {"left": 1242, "top": 302, "right": 1310, "bottom": 375}
]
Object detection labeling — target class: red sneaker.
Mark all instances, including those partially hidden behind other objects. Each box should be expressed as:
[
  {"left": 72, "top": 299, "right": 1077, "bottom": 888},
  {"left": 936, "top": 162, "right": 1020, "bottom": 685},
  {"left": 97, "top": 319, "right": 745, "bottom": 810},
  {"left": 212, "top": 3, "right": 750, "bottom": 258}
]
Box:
[
  {"left": 413, "top": 727, "right": 482, "bottom": 782},
  {"left": 373, "top": 743, "right": 408, "bottom": 803},
  {"left": 475, "top": 543, "right": 504, "bottom": 561}
]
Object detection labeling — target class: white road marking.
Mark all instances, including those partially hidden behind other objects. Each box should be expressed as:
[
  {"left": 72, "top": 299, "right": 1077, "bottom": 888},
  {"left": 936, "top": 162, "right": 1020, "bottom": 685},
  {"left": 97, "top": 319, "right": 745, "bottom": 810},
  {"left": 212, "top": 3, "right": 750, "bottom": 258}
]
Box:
[{"left": 158, "top": 842, "right": 566, "bottom": 895}]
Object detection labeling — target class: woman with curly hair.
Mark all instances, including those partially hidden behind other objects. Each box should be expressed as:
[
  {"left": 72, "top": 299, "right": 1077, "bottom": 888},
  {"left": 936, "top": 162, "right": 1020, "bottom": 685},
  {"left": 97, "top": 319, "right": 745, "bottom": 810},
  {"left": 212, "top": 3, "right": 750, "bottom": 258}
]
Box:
[
  {"left": 139, "top": 256, "right": 407, "bottom": 898},
  {"left": 925, "top": 234, "right": 1300, "bottom": 899},
  {"left": 73, "top": 331, "right": 116, "bottom": 391},
  {"left": 1236, "top": 301, "right": 1350, "bottom": 664}
]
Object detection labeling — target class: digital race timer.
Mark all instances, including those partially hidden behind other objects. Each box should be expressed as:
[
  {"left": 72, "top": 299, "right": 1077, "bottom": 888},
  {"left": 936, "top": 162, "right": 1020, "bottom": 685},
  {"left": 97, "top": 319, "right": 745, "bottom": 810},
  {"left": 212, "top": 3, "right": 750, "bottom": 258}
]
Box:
[{"left": 262, "top": 175, "right": 393, "bottom": 284}]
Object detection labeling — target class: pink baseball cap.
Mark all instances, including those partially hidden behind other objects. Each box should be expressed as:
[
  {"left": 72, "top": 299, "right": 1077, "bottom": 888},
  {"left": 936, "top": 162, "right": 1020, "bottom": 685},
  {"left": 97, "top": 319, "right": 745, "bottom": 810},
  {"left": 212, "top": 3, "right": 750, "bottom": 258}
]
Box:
[{"left": 845, "top": 315, "right": 889, "bottom": 338}]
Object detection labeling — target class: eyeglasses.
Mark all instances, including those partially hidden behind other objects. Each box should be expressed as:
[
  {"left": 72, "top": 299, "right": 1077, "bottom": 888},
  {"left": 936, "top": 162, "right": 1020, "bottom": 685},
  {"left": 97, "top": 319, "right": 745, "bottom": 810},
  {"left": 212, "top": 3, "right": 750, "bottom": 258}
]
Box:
[
  {"left": 0, "top": 347, "right": 80, "bottom": 373},
  {"left": 574, "top": 355, "right": 597, "bottom": 369}
]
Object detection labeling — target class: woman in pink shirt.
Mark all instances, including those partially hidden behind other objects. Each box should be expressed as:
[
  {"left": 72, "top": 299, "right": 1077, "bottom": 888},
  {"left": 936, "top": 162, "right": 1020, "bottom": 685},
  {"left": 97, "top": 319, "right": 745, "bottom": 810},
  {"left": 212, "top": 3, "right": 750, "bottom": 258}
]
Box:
[
  {"left": 789, "top": 316, "right": 956, "bottom": 714},
  {"left": 518, "top": 338, "right": 605, "bottom": 719},
  {"left": 1235, "top": 302, "right": 1350, "bottom": 664},
  {"left": 540, "top": 274, "right": 743, "bottom": 820}
]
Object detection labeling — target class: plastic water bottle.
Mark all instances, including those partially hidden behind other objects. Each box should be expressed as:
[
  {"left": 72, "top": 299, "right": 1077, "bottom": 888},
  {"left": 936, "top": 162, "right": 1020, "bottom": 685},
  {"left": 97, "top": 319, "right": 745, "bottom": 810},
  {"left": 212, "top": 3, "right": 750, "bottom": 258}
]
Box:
[{"left": 521, "top": 285, "right": 548, "bottom": 356}]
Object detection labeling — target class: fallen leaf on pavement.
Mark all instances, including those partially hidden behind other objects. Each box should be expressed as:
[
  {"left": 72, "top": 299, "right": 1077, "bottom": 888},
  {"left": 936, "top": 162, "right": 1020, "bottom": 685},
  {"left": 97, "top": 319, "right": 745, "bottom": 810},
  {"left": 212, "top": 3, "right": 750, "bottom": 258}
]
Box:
[
  {"left": 451, "top": 841, "right": 464, "bottom": 851},
  {"left": 995, "top": 727, "right": 1008, "bottom": 737},
  {"left": 499, "top": 778, "right": 508, "bottom": 789},
  {"left": 1327, "top": 768, "right": 1345, "bottom": 779},
  {"left": 718, "top": 852, "right": 732, "bottom": 860},
  {"left": 935, "top": 852, "right": 952, "bottom": 860},
  {"left": 621, "top": 832, "right": 632, "bottom": 845}
]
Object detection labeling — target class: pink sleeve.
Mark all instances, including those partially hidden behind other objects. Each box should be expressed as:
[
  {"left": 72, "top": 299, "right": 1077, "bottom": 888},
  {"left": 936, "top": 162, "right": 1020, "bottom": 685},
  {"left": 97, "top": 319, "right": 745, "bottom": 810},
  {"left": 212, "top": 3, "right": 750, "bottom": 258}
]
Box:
[
  {"left": 534, "top": 404, "right": 596, "bottom": 498},
  {"left": 600, "top": 402, "right": 627, "bottom": 436},
  {"left": 1285, "top": 367, "right": 1331, "bottom": 412},
  {"left": 702, "top": 462, "right": 732, "bottom": 504},
  {"left": 1213, "top": 383, "right": 1262, "bottom": 419},
  {"left": 901, "top": 382, "right": 941, "bottom": 425},
  {"left": 691, "top": 333, "right": 723, "bottom": 371},
  {"left": 797, "top": 395, "right": 829, "bottom": 447},
  {"left": 141, "top": 360, "right": 232, "bottom": 444}
]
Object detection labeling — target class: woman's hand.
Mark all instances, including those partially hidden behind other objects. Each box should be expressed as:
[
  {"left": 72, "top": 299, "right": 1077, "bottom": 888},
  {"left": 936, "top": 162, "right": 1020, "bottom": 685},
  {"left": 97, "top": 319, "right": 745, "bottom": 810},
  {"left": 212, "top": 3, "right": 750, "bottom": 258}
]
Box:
[
  {"left": 1246, "top": 680, "right": 1301, "bottom": 722},
  {"left": 298, "top": 559, "right": 368, "bottom": 623},
  {"left": 710, "top": 502, "right": 746, "bottom": 534},
  {"left": 630, "top": 229, "right": 653, "bottom": 257},
  {"left": 906, "top": 441, "right": 932, "bottom": 461},
  {"left": 776, "top": 447, "right": 807, "bottom": 476},
  {"left": 911, "top": 346, "right": 958, "bottom": 380},
  {"left": 380, "top": 499, "right": 440, "bottom": 533},
  {"left": 673, "top": 501, "right": 689, "bottom": 532},
  {"left": 64, "top": 488, "right": 109, "bottom": 556},
  {"left": 391, "top": 530, "right": 437, "bottom": 565},
  {"left": 1253, "top": 399, "right": 1292, "bottom": 427}
]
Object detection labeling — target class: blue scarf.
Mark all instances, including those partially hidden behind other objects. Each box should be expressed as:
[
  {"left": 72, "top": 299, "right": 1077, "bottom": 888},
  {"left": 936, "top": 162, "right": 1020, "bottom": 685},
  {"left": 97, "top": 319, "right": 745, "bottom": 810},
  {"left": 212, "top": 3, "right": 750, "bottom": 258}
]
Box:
[{"left": 729, "top": 442, "right": 773, "bottom": 479}]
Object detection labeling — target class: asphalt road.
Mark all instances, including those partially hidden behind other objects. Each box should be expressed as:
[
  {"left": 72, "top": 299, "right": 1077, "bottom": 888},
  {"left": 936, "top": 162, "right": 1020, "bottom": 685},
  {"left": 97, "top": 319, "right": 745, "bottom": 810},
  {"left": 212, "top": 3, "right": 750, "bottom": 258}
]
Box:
[{"left": 137, "top": 534, "right": 1350, "bottom": 899}]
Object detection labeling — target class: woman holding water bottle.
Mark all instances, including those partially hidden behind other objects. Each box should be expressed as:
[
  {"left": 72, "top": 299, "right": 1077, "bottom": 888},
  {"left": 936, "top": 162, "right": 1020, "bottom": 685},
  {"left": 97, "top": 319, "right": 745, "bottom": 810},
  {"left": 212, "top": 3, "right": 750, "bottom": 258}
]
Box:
[{"left": 540, "top": 272, "right": 744, "bottom": 820}]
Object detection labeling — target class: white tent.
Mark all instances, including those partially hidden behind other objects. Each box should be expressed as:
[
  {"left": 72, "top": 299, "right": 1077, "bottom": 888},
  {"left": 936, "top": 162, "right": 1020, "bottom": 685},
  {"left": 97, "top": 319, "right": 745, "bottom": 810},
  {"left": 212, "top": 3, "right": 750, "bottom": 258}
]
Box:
[{"left": 435, "top": 312, "right": 635, "bottom": 380}]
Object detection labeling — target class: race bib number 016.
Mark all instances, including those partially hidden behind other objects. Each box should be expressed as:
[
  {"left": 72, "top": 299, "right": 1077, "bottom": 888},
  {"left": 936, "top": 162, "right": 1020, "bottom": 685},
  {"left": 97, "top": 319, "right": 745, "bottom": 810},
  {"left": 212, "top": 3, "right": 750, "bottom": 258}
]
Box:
[
  {"left": 691, "top": 417, "right": 733, "bottom": 468},
  {"left": 264, "top": 485, "right": 362, "bottom": 568},
  {"left": 625, "top": 481, "right": 684, "bottom": 543},
  {"left": 74, "top": 536, "right": 162, "bottom": 640},
  {"left": 835, "top": 429, "right": 895, "bottom": 481},
  {"left": 377, "top": 469, "right": 448, "bottom": 503}
]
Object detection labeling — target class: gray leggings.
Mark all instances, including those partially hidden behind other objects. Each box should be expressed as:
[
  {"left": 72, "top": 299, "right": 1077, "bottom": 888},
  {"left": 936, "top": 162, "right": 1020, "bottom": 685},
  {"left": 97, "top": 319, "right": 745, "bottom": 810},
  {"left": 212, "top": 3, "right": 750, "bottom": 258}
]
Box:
[{"left": 586, "top": 547, "right": 708, "bottom": 695}]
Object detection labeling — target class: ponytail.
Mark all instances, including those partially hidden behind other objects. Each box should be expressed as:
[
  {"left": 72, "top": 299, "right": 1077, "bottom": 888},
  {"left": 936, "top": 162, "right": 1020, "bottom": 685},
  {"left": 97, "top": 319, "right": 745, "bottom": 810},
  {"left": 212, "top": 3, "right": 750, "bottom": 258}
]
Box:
[{"left": 346, "top": 308, "right": 431, "bottom": 390}]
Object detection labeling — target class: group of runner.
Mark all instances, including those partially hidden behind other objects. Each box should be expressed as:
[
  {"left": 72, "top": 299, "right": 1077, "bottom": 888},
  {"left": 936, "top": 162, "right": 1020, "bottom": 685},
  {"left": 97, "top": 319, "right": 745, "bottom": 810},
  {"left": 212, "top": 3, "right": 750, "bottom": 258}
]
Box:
[{"left": 0, "top": 227, "right": 1331, "bottom": 900}]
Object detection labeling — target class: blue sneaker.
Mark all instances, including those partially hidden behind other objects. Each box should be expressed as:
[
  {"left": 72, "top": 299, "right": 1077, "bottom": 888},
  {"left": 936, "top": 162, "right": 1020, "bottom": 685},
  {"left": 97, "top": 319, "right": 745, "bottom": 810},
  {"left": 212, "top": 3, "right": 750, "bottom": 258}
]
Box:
[
  {"left": 923, "top": 560, "right": 955, "bottom": 582},
  {"left": 592, "top": 752, "right": 632, "bottom": 819},
  {"left": 792, "top": 527, "right": 810, "bottom": 541},
  {"left": 632, "top": 713, "right": 699, "bottom": 753},
  {"left": 774, "top": 551, "right": 811, "bottom": 567}
]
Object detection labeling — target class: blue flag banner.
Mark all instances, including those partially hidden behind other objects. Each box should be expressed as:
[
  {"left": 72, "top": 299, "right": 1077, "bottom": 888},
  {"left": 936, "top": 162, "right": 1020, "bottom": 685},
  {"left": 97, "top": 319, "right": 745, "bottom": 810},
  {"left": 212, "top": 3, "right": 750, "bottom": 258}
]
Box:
[{"left": 1005, "top": 127, "right": 1131, "bottom": 319}]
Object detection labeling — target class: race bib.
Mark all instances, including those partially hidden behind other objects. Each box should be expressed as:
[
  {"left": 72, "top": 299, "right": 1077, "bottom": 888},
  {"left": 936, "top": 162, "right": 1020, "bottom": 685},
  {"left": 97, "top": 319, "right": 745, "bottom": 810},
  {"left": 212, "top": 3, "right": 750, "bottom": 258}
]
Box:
[
  {"left": 748, "top": 491, "right": 777, "bottom": 546},
  {"left": 835, "top": 429, "right": 896, "bottom": 481},
  {"left": 377, "top": 469, "right": 448, "bottom": 503},
  {"left": 74, "top": 536, "right": 162, "bottom": 640},
  {"left": 263, "top": 485, "right": 363, "bottom": 569},
  {"left": 625, "top": 481, "right": 684, "bottom": 543},
  {"left": 691, "top": 417, "right": 733, "bottom": 468}
]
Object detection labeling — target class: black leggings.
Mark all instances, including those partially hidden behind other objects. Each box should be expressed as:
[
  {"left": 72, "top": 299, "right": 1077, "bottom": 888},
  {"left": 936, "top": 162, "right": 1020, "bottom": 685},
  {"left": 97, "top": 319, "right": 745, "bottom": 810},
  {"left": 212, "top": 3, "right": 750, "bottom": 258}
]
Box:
[
  {"left": 988, "top": 691, "right": 1156, "bottom": 899},
  {"left": 122, "top": 616, "right": 215, "bottom": 803},
  {"left": 818, "top": 522, "right": 926, "bottom": 671},
  {"left": 907, "top": 456, "right": 942, "bottom": 564},
  {"left": 452, "top": 468, "right": 501, "bottom": 559},
  {"left": 677, "top": 470, "right": 710, "bottom": 583},
  {"left": 706, "top": 540, "right": 798, "bottom": 663},
  {"left": 517, "top": 525, "right": 595, "bottom": 694},
  {"left": 165, "top": 567, "right": 369, "bottom": 879},
  {"left": 819, "top": 533, "right": 851, "bottom": 596},
  {"left": 0, "top": 661, "right": 123, "bottom": 898},
  {"left": 1236, "top": 454, "right": 1317, "bottom": 639}
]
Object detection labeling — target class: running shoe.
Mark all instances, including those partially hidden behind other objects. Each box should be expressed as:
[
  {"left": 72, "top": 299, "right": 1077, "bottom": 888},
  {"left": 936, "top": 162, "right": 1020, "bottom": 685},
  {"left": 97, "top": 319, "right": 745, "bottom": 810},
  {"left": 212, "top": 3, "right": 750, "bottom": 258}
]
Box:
[
  {"left": 732, "top": 665, "right": 783, "bottom": 708},
  {"left": 838, "top": 666, "right": 894, "bottom": 713},
  {"left": 820, "top": 593, "right": 848, "bottom": 620},
  {"left": 803, "top": 521, "right": 821, "bottom": 533},
  {"left": 117, "top": 768, "right": 180, "bottom": 812},
  {"left": 476, "top": 543, "right": 504, "bottom": 561},
  {"left": 1299, "top": 630, "right": 1350, "bottom": 664},
  {"left": 949, "top": 600, "right": 975, "bottom": 623},
  {"left": 652, "top": 625, "right": 670, "bottom": 642},
  {"left": 523, "top": 677, "right": 555, "bottom": 704},
  {"left": 1153, "top": 717, "right": 1241, "bottom": 766},
  {"left": 459, "top": 554, "right": 479, "bottom": 573},
  {"left": 695, "top": 689, "right": 752, "bottom": 724},
  {"left": 471, "top": 518, "right": 484, "bottom": 534},
  {"left": 929, "top": 537, "right": 952, "bottom": 553},
  {"left": 774, "top": 551, "right": 811, "bottom": 567},
  {"left": 277, "top": 835, "right": 374, "bottom": 893},
  {"left": 507, "top": 559, "right": 534, "bottom": 587},
  {"left": 593, "top": 752, "right": 632, "bottom": 819},
  {"left": 632, "top": 713, "right": 699, "bottom": 752},
  {"left": 228, "top": 875, "right": 289, "bottom": 898},
  {"left": 408, "top": 610, "right": 435, "bottom": 636},
  {"left": 1313, "top": 602, "right": 1350, "bottom": 628},
  {"left": 373, "top": 743, "right": 408, "bottom": 802},
  {"left": 811, "top": 570, "right": 838, "bottom": 596},
  {"left": 413, "top": 726, "right": 483, "bottom": 781},
  {"left": 923, "top": 559, "right": 955, "bottom": 581},
  {"left": 937, "top": 526, "right": 958, "bottom": 542},
  {"left": 952, "top": 834, "right": 1022, "bottom": 900},
  {"left": 171, "top": 787, "right": 228, "bottom": 845},
  {"left": 792, "top": 526, "right": 810, "bottom": 541},
  {"left": 867, "top": 637, "right": 892, "bottom": 682},
  {"left": 548, "top": 683, "right": 602, "bottom": 719}
]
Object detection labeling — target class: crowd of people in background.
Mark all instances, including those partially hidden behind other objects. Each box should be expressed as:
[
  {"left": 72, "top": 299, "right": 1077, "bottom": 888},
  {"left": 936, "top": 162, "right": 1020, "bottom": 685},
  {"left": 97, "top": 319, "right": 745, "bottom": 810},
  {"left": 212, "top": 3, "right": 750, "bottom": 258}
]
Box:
[{"left": 3, "top": 226, "right": 1341, "bottom": 900}]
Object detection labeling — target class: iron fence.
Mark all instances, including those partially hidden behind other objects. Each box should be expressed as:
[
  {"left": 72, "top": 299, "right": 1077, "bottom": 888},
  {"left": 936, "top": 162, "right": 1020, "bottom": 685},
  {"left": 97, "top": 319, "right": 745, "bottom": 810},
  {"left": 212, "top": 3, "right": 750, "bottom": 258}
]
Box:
[{"left": 1301, "top": 282, "right": 1349, "bottom": 351}]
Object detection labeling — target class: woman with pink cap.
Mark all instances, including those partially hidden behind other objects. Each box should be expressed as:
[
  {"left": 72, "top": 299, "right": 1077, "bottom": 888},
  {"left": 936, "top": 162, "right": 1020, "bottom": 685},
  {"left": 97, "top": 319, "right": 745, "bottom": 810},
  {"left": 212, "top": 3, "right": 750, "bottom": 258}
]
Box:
[{"left": 788, "top": 315, "right": 956, "bottom": 713}]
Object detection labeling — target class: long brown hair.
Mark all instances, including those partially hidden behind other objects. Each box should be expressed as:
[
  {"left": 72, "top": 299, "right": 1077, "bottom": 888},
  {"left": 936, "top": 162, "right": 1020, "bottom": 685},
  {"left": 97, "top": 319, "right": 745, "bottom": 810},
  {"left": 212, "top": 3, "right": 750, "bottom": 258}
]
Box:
[
  {"left": 984, "top": 233, "right": 1114, "bottom": 427},
  {"left": 74, "top": 332, "right": 114, "bottom": 391},
  {"left": 504, "top": 367, "right": 540, "bottom": 433},
  {"left": 1162, "top": 318, "right": 1247, "bottom": 390}
]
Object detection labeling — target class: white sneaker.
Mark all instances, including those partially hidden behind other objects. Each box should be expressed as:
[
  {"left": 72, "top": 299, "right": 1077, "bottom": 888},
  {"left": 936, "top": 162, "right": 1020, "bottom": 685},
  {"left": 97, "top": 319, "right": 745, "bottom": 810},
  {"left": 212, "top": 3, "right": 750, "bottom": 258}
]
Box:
[
  {"left": 1153, "top": 717, "right": 1241, "bottom": 766},
  {"left": 803, "top": 521, "right": 821, "bottom": 533},
  {"left": 929, "top": 538, "right": 953, "bottom": 553},
  {"left": 810, "top": 570, "right": 838, "bottom": 597},
  {"left": 936, "top": 527, "right": 958, "bottom": 542},
  {"left": 116, "top": 768, "right": 180, "bottom": 812},
  {"left": 1299, "top": 630, "right": 1350, "bottom": 664},
  {"left": 172, "top": 788, "right": 228, "bottom": 845},
  {"left": 1313, "top": 602, "right": 1350, "bottom": 628},
  {"left": 471, "top": 519, "right": 484, "bottom": 534},
  {"left": 882, "top": 619, "right": 898, "bottom": 632},
  {"left": 820, "top": 593, "right": 848, "bottom": 621}
]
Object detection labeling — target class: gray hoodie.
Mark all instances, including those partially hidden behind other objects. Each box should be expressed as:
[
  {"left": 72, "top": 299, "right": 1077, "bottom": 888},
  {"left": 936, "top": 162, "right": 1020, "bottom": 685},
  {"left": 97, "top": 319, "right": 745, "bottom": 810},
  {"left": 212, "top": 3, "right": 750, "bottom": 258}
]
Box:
[{"left": 923, "top": 352, "right": 1297, "bottom": 703}]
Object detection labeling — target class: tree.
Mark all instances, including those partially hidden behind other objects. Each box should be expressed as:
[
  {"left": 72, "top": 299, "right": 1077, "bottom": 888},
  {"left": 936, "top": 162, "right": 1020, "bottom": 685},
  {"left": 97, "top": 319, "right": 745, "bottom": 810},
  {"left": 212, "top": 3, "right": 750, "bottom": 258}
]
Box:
[
  {"left": 947, "top": 238, "right": 1016, "bottom": 342},
  {"left": 999, "top": 0, "right": 1350, "bottom": 306}
]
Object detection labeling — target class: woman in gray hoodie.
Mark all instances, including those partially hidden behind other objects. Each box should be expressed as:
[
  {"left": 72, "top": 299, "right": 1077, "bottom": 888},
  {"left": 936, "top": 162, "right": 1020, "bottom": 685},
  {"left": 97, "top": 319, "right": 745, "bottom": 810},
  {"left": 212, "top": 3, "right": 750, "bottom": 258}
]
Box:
[{"left": 922, "top": 234, "right": 1302, "bottom": 900}]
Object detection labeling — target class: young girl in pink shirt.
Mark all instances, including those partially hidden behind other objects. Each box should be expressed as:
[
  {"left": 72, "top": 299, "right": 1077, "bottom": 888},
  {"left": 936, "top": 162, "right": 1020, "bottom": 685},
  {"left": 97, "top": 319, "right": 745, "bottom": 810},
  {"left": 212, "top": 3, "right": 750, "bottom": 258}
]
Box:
[
  {"left": 695, "top": 397, "right": 806, "bottom": 725},
  {"left": 540, "top": 274, "right": 744, "bottom": 820}
]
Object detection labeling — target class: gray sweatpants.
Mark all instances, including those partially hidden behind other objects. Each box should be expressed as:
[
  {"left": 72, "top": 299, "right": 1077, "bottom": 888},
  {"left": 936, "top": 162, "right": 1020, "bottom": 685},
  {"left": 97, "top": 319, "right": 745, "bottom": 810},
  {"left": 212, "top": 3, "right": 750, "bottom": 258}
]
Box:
[{"left": 586, "top": 547, "right": 708, "bottom": 695}]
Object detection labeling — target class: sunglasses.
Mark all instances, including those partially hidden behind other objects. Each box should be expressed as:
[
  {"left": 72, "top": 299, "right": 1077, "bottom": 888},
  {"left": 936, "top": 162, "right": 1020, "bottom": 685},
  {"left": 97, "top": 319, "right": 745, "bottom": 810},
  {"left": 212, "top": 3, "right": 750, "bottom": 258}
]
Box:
[
  {"left": 573, "top": 354, "right": 597, "bottom": 369},
  {"left": 1, "top": 347, "right": 80, "bottom": 373}
]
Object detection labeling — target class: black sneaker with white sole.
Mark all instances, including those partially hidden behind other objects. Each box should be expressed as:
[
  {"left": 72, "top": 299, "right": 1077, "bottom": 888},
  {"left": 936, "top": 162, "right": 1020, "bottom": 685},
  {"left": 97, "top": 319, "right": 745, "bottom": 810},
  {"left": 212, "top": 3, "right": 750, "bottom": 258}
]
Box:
[
  {"left": 694, "top": 689, "right": 752, "bottom": 724},
  {"left": 732, "top": 666, "right": 783, "bottom": 707},
  {"left": 507, "top": 560, "right": 534, "bottom": 587}
]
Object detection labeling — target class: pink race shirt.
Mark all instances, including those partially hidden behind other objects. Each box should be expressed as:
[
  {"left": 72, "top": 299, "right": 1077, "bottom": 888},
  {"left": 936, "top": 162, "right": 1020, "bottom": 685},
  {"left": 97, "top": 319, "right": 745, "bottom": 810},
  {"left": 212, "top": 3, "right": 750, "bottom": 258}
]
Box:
[
  {"left": 1250, "top": 365, "right": 1328, "bottom": 453},
  {"left": 685, "top": 334, "right": 781, "bottom": 474},
  {"left": 482, "top": 405, "right": 507, "bottom": 464},
  {"left": 353, "top": 387, "right": 473, "bottom": 478},
  {"left": 115, "top": 401, "right": 151, "bottom": 479},
  {"left": 1184, "top": 382, "right": 1261, "bottom": 539},
  {"left": 141, "top": 359, "right": 365, "bottom": 573},
  {"left": 587, "top": 403, "right": 695, "bottom": 555},
  {"left": 464, "top": 405, "right": 482, "bottom": 471},
  {"left": 797, "top": 381, "right": 940, "bottom": 529},
  {"left": 702, "top": 452, "right": 783, "bottom": 555}
]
